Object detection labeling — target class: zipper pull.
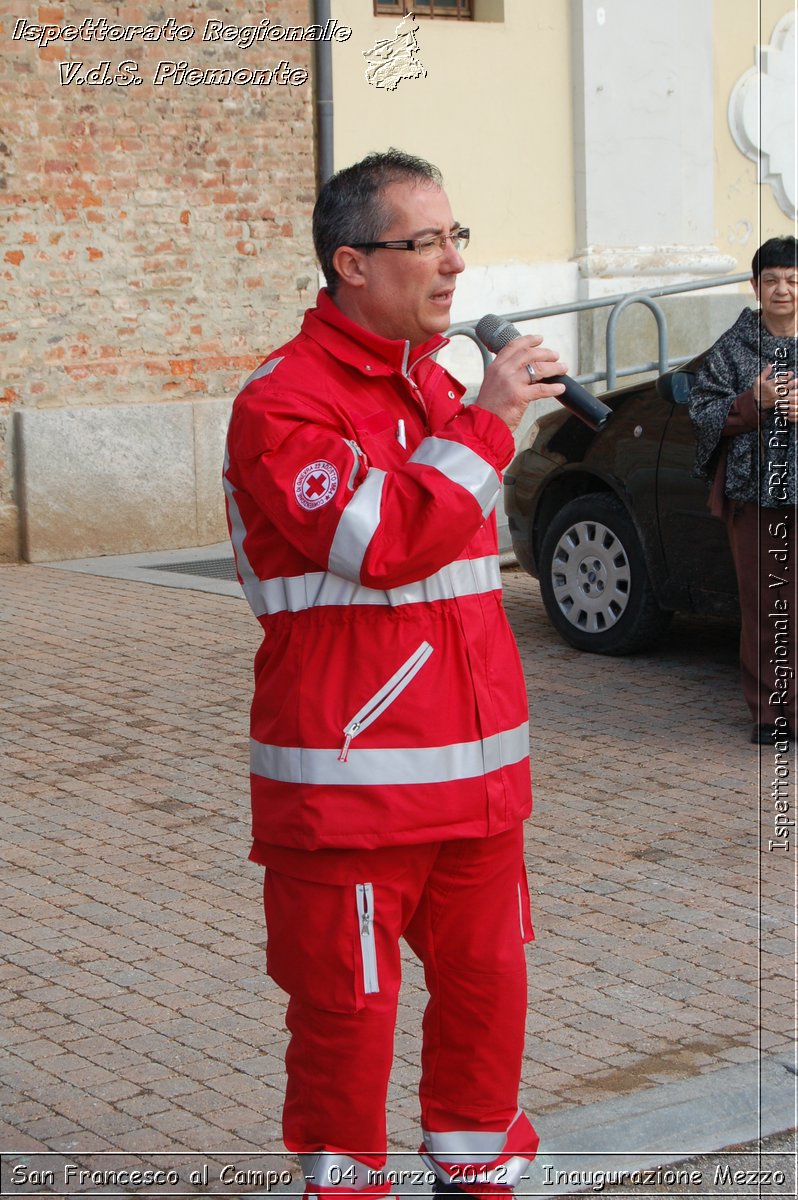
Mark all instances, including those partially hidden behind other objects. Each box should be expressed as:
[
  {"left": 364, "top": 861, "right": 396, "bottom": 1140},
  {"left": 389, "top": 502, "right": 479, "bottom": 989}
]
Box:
[
  {"left": 360, "top": 887, "right": 371, "bottom": 935},
  {"left": 339, "top": 721, "right": 360, "bottom": 763}
]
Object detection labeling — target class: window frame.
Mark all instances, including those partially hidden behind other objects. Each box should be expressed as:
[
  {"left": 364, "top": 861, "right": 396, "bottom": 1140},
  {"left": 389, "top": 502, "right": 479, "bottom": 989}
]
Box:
[{"left": 373, "top": 1, "right": 473, "bottom": 19}]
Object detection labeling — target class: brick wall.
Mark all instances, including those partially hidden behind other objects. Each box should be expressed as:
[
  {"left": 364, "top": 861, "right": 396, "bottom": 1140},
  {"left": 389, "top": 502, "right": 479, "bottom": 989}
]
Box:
[{"left": 1, "top": 0, "right": 318, "bottom": 560}]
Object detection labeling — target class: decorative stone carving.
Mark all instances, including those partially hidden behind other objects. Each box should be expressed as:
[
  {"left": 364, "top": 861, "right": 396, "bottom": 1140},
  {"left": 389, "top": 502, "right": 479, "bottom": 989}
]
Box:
[{"left": 728, "top": 11, "right": 796, "bottom": 219}]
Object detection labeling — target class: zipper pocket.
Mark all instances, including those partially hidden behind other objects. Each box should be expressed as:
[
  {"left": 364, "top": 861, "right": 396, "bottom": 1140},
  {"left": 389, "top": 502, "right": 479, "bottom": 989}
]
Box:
[
  {"left": 356, "top": 883, "right": 379, "bottom": 995},
  {"left": 339, "top": 640, "right": 434, "bottom": 762}
]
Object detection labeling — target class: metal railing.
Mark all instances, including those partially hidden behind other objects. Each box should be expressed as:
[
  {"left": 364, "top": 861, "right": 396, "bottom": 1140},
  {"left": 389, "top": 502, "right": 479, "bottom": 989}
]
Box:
[{"left": 447, "top": 271, "right": 749, "bottom": 390}]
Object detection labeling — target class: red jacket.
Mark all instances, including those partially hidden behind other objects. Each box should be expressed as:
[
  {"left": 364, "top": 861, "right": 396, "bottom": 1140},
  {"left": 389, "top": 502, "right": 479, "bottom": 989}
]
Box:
[{"left": 224, "top": 290, "right": 532, "bottom": 851}]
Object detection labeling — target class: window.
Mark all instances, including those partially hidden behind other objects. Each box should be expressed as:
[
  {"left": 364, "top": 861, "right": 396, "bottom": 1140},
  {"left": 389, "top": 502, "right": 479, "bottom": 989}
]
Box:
[{"left": 374, "top": 2, "right": 473, "bottom": 18}]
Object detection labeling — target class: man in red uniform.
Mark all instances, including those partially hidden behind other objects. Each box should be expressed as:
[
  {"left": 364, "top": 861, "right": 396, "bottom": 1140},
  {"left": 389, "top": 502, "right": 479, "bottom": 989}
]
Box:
[{"left": 224, "top": 151, "right": 567, "bottom": 1198}]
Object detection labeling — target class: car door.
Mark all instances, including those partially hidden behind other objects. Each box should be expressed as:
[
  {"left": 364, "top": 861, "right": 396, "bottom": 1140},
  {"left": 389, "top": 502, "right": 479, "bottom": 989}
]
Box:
[{"left": 654, "top": 369, "right": 739, "bottom": 615}]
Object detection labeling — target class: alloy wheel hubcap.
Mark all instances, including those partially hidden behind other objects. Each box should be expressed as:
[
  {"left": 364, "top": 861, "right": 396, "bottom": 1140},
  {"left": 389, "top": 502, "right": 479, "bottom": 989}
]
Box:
[{"left": 550, "top": 519, "right": 631, "bottom": 632}]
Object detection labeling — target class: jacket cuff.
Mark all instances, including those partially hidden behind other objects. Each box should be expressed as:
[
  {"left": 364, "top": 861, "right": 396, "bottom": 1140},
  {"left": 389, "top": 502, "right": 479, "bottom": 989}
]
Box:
[
  {"left": 450, "top": 403, "right": 516, "bottom": 472},
  {"left": 724, "top": 388, "right": 758, "bottom": 433}
]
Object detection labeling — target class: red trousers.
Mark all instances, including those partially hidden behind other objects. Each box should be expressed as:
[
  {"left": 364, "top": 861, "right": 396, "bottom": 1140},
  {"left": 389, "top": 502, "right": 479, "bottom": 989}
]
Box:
[
  {"left": 725, "top": 503, "right": 796, "bottom": 729},
  {"left": 261, "top": 825, "right": 538, "bottom": 1196}
]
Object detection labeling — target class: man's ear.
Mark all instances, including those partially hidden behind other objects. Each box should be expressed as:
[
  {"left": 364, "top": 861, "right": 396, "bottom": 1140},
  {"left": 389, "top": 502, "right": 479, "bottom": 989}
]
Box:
[{"left": 332, "top": 246, "right": 368, "bottom": 290}]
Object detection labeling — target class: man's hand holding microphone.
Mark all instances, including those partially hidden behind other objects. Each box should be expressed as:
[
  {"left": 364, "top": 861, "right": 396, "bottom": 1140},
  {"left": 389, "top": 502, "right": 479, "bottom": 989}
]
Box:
[
  {"left": 474, "top": 314, "right": 612, "bottom": 432},
  {"left": 474, "top": 330, "right": 567, "bottom": 433}
]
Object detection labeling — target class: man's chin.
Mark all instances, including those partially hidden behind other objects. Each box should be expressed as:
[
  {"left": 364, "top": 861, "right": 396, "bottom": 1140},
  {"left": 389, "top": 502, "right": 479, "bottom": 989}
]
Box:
[{"left": 425, "top": 304, "right": 454, "bottom": 333}]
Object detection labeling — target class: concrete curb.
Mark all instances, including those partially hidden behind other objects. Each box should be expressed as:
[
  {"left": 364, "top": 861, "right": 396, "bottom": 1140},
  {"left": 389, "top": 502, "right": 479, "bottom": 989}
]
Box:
[
  {"left": 521, "top": 1055, "right": 795, "bottom": 1193},
  {"left": 383, "top": 1057, "right": 795, "bottom": 1195}
]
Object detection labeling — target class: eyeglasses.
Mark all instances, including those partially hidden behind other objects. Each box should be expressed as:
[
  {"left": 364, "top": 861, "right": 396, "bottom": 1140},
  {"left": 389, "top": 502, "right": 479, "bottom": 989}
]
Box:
[{"left": 351, "top": 227, "right": 470, "bottom": 258}]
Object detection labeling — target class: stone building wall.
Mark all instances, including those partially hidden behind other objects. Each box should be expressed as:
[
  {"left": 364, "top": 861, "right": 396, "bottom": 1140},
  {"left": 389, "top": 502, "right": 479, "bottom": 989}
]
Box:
[{"left": 1, "top": 1, "right": 318, "bottom": 560}]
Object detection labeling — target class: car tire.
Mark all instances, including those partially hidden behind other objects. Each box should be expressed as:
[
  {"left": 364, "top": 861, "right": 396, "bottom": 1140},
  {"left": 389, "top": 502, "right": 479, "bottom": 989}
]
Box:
[{"left": 537, "top": 492, "right": 673, "bottom": 655}]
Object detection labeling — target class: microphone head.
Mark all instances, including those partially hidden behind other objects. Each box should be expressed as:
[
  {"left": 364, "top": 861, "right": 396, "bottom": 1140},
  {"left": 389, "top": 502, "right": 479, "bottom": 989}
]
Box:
[{"left": 475, "top": 313, "right": 520, "bottom": 353}]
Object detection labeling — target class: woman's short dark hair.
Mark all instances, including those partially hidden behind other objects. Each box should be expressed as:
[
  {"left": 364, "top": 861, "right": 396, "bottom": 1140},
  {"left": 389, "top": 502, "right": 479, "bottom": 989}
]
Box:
[
  {"left": 752, "top": 236, "right": 798, "bottom": 280},
  {"left": 313, "top": 149, "right": 443, "bottom": 295}
]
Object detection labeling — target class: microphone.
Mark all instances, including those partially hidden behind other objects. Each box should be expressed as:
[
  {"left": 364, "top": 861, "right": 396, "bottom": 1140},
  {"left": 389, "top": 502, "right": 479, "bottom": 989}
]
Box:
[{"left": 475, "top": 313, "right": 612, "bottom": 432}]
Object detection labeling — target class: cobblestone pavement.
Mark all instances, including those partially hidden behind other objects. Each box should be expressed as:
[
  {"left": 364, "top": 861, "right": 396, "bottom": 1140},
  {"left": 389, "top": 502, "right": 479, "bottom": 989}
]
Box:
[{"left": 1, "top": 562, "right": 794, "bottom": 1195}]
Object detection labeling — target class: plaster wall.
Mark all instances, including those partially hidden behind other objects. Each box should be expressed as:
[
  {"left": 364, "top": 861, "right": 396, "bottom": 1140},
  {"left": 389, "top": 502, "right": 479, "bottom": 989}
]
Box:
[{"left": 331, "top": 0, "right": 576, "bottom": 266}]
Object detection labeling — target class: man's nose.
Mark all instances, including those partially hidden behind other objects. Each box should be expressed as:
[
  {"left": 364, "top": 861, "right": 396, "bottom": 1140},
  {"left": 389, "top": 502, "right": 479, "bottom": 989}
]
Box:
[{"left": 441, "top": 239, "right": 465, "bottom": 273}]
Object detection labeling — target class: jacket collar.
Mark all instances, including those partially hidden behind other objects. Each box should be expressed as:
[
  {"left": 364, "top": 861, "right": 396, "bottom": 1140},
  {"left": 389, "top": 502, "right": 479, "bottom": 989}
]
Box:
[{"left": 301, "top": 289, "right": 449, "bottom": 378}]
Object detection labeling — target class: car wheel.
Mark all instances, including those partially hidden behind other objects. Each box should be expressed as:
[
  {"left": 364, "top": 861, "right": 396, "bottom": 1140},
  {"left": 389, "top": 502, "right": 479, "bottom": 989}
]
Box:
[{"left": 537, "top": 492, "right": 673, "bottom": 654}]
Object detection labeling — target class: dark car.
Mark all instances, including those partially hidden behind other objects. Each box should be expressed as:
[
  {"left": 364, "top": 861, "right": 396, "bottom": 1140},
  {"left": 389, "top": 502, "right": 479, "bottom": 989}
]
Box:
[{"left": 504, "top": 354, "right": 740, "bottom": 654}]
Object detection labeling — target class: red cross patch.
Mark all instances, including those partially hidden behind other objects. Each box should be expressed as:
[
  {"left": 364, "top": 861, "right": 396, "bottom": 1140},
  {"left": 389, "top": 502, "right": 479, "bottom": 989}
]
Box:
[{"left": 294, "top": 461, "right": 339, "bottom": 511}]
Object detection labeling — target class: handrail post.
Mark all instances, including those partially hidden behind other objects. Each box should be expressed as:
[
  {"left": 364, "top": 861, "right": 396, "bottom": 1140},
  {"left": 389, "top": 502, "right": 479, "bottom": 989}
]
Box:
[{"left": 605, "top": 296, "right": 669, "bottom": 390}]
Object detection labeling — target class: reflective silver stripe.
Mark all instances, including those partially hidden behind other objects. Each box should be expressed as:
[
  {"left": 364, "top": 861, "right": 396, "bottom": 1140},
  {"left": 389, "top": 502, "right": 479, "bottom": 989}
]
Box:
[
  {"left": 327, "top": 468, "right": 386, "bottom": 581},
  {"left": 242, "top": 555, "right": 501, "bottom": 618},
  {"left": 240, "top": 356, "right": 284, "bottom": 389},
  {"left": 223, "top": 445, "right": 263, "bottom": 609},
  {"left": 225, "top": 355, "right": 291, "bottom": 605},
  {"left": 299, "top": 1153, "right": 380, "bottom": 1192},
  {"left": 343, "top": 642, "right": 433, "bottom": 747},
  {"left": 356, "top": 883, "right": 379, "bottom": 994},
  {"left": 250, "top": 722, "right": 529, "bottom": 787},
  {"left": 422, "top": 1127, "right": 507, "bottom": 1159},
  {"left": 498, "top": 1156, "right": 531, "bottom": 1189},
  {"left": 421, "top": 1153, "right": 529, "bottom": 1191},
  {"left": 421, "top": 1110, "right": 531, "bottom": 1188},
  {"left": 409, "top": 437, "right": 500, "bottom": 518}
]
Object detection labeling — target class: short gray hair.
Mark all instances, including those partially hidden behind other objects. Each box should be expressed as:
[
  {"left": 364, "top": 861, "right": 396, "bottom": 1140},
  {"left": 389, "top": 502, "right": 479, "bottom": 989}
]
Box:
[{"left": 312, "top": 149, "right": 443, "bottom": 295}]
